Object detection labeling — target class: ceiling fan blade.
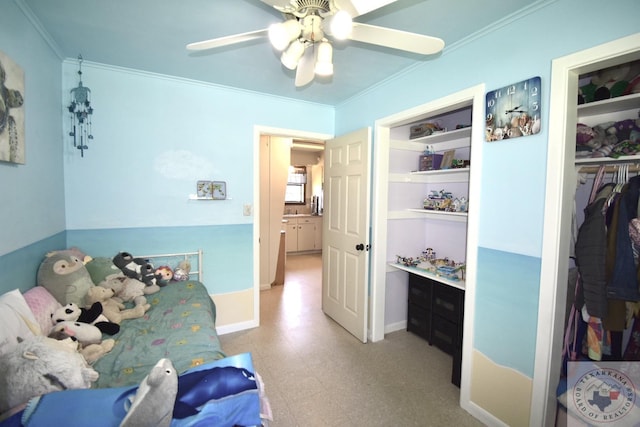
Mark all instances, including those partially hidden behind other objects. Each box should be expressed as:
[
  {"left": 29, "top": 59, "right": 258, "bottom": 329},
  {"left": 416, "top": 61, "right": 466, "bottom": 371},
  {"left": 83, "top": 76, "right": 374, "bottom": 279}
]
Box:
[
  {"left": 186, "top": 29, "right": 268, "bottom": 51},
  {"left": 295, "top": 46, "right": 316, "bottom": 87},
  {"left": 333, "top": 0, "right": 398, "bottom": 17},
  {"left": 349, "top": 23, "right": 444, "bottom": 55},
  {"left": 258, "top": 0, "right": 293, "bottom": 9}
]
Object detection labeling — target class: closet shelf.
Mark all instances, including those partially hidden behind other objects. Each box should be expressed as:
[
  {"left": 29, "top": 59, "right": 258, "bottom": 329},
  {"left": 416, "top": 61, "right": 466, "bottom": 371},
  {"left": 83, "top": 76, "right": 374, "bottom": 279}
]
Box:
[
  {"left": 577, "top": 93, "right": 640, "bottom": 117},
  {"left": 575, "top": 154, "right": 640, "bottom": 170}
]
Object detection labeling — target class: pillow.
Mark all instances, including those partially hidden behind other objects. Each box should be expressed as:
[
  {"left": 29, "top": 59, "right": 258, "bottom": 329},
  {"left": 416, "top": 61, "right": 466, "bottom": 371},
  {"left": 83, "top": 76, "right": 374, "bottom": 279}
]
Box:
[
  {"left": 23, "top": 286, "right": 62, "bottom": 336},
  {"left": 0, "top": 289, "right": 41, "bottom": 356},
  {"left": 85, "top": 257, "right": 122, "bottom": 284}
]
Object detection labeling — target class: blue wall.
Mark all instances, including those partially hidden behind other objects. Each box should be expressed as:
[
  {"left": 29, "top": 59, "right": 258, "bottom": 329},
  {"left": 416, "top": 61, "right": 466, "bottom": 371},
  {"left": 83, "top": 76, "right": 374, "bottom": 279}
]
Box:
[
  {"left": 0, "top": 1, "right": 66, "bottom": 261},
  {"left": 334, "top": 0, "right": 639, "bottom": 380},
  {"left": 66, "top": 225, "right": 252, "bottom": 294},
  {"left": 1, "top": 0, "right": 639, "bottom": 381},
  {"left": 0, "top": 2, "right": 334, "bottom": 296}
]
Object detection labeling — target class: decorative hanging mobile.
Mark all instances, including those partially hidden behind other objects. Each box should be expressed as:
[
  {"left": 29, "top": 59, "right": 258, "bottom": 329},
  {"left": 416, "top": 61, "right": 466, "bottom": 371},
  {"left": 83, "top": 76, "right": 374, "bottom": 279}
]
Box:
[{"left": 67, "top": 55, "right": 93, "bottom": 156}]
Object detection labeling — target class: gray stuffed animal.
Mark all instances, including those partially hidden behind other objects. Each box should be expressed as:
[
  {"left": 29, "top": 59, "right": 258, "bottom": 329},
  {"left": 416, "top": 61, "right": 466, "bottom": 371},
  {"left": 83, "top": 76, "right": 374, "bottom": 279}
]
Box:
[
  {"left": 120, "top": 358, "right": 178, "bottom": 427},
  {"left": 0, "top": 335, "right": 98, "bottom": 413}
]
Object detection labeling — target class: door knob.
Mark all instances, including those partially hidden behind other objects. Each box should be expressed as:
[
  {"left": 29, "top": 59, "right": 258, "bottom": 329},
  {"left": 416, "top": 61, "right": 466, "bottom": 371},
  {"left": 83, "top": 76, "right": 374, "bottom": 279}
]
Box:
[{"left": 355, "top": 243, "right": 365, "bottom": 251}]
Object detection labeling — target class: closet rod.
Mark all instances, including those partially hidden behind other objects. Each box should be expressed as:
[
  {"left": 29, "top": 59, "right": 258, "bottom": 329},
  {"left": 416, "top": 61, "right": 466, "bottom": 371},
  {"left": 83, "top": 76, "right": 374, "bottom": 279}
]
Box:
[{"left": 578, "top": 164, "right": 640, "bottom": 174}]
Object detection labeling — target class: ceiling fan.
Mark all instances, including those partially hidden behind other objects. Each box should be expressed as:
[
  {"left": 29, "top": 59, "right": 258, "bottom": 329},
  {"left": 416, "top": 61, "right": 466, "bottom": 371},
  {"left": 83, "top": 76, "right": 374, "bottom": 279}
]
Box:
[{"left": 186, "top": 0, "right": 445, "bottom": 87}]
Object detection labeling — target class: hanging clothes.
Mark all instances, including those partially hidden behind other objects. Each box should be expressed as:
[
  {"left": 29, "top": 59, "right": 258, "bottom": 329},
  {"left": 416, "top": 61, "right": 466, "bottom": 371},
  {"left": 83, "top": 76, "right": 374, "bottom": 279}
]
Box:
[
  {"left": 606, "top": 175, "right": 640, "bottom": 301},
  {"left": 574, "top": 183, "right": 614, "bottom": 318}
]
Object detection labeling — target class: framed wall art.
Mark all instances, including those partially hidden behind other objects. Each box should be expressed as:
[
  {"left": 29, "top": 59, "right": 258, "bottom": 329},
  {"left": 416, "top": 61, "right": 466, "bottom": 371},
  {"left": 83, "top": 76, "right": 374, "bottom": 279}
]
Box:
[
  {"left": 211, "top": 181, "right": 227, "bottom": 200},
  {"left": 196, "top": 180, "right": 212, "bottom": 198},
  {"left": 0, "top": 50, "right": 25, "bottom": 164}
]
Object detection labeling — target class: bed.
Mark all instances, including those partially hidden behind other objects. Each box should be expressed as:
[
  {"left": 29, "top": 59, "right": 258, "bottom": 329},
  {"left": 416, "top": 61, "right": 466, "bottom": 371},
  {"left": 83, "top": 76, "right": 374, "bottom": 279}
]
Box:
[
  {"left": 90, "top": 251, "right": 226, "bottom": 389},
  {"left": 0, "top": 250, "right": 270, "bottom": 427}
]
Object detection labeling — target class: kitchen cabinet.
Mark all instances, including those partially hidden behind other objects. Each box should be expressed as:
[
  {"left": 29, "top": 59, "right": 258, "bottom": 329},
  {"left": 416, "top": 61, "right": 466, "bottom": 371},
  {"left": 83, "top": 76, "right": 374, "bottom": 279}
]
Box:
[{"left": 284, "top": 216, "right": 323, "bottom": 253}]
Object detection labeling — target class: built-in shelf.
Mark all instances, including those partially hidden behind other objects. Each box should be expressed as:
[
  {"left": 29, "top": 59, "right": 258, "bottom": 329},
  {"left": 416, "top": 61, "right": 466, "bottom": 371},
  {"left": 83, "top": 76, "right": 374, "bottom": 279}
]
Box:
[
  {"left": 389, "top": 169, "right": 469, "bottom": 184},
  {"left": 577, "top": 93, "right": 640, "bottom": 117},
  {"left": 406, "top": 127, "right": 472, "bottom": 145},
  {"left": 388, "top": 209, "right": 468, "bottom": 221},
  {"left": 188, "top": 195, "right": 232, "bottom": 200},
  {"left": 387, "top": 262, "right": 465, "bottom": 290}
]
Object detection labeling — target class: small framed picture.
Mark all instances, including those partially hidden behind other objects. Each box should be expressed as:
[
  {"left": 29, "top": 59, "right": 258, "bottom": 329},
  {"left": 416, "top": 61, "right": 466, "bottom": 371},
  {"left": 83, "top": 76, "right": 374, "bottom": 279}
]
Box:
[
  {"left": 440, "top": 150, "right": 455, "bottom": 169},
  {"left": 196, "top": 180, "right": 212, "bottom": 198},
  {"left": 211, "top": 181, "right": 227, "bottom": 200}
]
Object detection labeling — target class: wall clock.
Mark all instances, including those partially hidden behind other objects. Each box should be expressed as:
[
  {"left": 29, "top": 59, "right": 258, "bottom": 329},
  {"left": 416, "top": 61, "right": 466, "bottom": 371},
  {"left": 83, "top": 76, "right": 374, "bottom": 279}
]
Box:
[{"left": 486, "top": 76, "right": 541, "bottom": 142}]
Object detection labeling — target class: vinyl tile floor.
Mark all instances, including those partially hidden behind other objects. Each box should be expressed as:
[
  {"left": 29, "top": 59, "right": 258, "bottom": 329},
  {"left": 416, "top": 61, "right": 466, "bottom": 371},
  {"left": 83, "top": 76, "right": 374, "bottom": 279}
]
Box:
[{"left": 219, "top": 253, "right": 484, "bottom": 427}]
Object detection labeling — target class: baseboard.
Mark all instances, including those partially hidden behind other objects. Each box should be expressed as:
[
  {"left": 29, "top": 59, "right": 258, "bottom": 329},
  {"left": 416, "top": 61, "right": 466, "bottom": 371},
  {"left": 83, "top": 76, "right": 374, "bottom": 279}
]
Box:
[
  {"left": 460, "top": 399, "right": 509, "bottom": 427},
  {"left": 384, "top": 320, "right": 407, "bottom": 334},
  {"left": 216, "top": 319, "right": 258, "bottom": 335}
]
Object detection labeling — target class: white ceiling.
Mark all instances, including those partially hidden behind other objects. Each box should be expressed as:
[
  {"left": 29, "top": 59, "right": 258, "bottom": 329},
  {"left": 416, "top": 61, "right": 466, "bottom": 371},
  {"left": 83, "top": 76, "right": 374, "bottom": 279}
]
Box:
[{"left": 21, "top": 0, "right": 537, "bottom": 106}]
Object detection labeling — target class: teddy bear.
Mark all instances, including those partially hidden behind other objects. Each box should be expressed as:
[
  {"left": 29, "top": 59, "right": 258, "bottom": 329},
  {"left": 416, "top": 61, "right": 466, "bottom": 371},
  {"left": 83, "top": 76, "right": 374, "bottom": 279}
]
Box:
[
  {"left": 98, "top": 274, "right": 152, "bottom": 307},
  {"left": 0, "top": 335, "right": 98, "bottom": 413},
  {"left": 85, "top": 286, "right": 150, "bottom": 324},
  {"left": 51, "top": 302, "right": 120, "bottom": 335},
  {"left": 37, "top": 251, "right": 95, "bottom": 306},
  {"left": 48, "top": 323, "right": 115, "bottom": 365}
]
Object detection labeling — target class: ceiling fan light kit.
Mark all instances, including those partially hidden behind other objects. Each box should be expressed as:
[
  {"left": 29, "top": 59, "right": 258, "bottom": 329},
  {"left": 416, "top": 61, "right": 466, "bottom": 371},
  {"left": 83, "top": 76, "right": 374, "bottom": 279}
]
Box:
[
  {"left": 187, "top": 0, "right": 445, "bottom": 87},
  {"left": 314, "top": 41, "right": 333, "bottom": 76},
  {"left": 268, "top": 19, "right": 301, "bottom": 51},
  {"left": 322, "top": 10, "right": 352, "bottom": 39},
  {"left": 281, "top": 40, "right": 306, "bottom": 70}
]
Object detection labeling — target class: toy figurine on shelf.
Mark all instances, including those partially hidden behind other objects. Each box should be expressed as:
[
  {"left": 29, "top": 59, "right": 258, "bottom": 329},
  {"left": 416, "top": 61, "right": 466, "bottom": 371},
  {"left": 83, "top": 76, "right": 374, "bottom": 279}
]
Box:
[
  {"left": 422, "top": 248, "right": 436, "bottom": 261},
  {"left": 395, "top": 255, "right": 419, "bottom": 267},
  {"left": 424, "top": 190, "right": 454, "bottom": 211}
]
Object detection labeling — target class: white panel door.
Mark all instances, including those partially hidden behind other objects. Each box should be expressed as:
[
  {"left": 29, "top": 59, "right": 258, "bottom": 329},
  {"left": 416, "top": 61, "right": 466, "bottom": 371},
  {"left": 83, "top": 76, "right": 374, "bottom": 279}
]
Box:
[{"left": 322, "top": 127, "right": 371, "bottom": 343}]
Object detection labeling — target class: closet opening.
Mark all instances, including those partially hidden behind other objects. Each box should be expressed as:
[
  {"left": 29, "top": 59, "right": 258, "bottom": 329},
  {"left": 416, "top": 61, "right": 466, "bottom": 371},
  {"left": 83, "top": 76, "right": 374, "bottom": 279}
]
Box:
[{"left": 538, "top": 33, "right": 640, "bottom": 427}]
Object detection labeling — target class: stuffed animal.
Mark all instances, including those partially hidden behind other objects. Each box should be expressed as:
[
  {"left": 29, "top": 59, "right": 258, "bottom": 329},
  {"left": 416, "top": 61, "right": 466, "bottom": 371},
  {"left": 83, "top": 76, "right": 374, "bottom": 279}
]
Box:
[
  {"left": 51, "top": 302, "right": 120, "bottom": 335},
  {"left": 48, "top": 326, "right": 115, "bottom": 365},
  {"left": 85, "top": 286, "right": 150, "bottom": 324},
  {"left": 155, "top": 266, "right": 173, "bottom": 286},
  {"left": 113, "top": 252, "right": 161, "bottom": 293},
  {"left": 120, "top": 358, "right": 178, "bottom": 427},
  {"left": 98, "top": 275, "right": 152, "bottom": 306},
  {"left": 37, "top": 252, "right": 95, "bottom": 306},
  {"left": 49, "top": 321, "right": 103, "bottom": 346},
  {"left": 0, "top": 335, "right": 98, "bottom": 413},
  {"left": 85, "top": 256, "right": 124, "bottom": 284},
  {"left": 46, "top": 247, "right": 92, "bottom": 265},
  {"left": 172, "top": 260, "right": 191, "bottom": 282}
]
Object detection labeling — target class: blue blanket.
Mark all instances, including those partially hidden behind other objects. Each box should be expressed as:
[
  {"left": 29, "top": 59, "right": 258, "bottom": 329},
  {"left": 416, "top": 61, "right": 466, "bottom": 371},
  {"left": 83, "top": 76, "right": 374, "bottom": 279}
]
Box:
[{"left": 3, "top": 353, "right": 262, "bottom": 427}]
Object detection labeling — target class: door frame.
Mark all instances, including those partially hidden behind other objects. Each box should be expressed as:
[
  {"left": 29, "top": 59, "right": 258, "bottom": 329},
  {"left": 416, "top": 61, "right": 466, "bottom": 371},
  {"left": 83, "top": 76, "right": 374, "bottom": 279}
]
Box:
[
  {"left": 253, "top": 125, "right": 333, "bottom": 326},
  {"left": 537, "top": 33, "right": 640, "bottom": 427},
  {"left": 370, "top": 84, "right": 485, "bottom": 414}
]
